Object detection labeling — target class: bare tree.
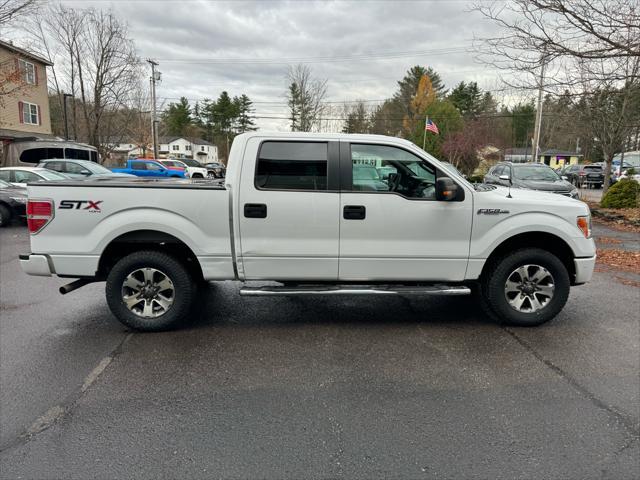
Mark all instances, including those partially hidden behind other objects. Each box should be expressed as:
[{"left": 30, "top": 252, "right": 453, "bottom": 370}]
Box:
[
  {"left": 286, "top": 64, "right": 327, "bottom": 132},
  {"left": 473, "top": 0, "right": 640, "bottom": 90},
  {"left": 0, "top": 0, "right": 40, "bottom": 27},
  {"left": 25, "top": 4, "right": 141, "bottom": 157}
]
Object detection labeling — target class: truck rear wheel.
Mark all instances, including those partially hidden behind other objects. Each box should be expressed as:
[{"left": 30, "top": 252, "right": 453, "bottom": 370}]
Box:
[
  {"left": 482, "top": 248, "right": 570, "bottom": 327},
  {"left": 105, "top": 250, "right": 194, "bottom": 331}
]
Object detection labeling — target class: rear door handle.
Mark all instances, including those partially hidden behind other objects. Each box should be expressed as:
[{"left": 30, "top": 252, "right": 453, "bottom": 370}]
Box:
[
  {"left": 343, "top": 205, "right": 366, "bottom": 220},
  {"left": 244, "top": 203, "right": 267, "bottom": 218}
]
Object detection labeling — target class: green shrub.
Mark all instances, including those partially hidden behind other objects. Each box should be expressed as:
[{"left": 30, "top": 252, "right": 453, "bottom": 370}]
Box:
[
  {"left": 467, "top": 174, "right": 485, "bottom": 183},
  {"left": 601, "top": 178, "right": 640, "bottom": 208}
]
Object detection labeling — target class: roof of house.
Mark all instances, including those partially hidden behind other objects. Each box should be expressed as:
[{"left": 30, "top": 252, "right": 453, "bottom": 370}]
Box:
[
  {"left": 158, "top": 136, "right": 215, "bottom": 146},
  {"left": 540, "top": 149, "right": 583, "bottom": 157},
  {"left": 0, "top": 39, "right": 53, "bottom": 66},
  {"left": 503, "top": 148, "right": 536, "bottom": 156}
]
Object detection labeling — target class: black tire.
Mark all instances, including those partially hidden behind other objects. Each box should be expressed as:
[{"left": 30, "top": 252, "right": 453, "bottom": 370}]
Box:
[
  {"left": 192, "top": 173, "right": 203, "bottom": 179},
  {"left": 105, "top": 250, "right": 195, "bottom": 331},
  {"left": 0, "top": 204, "right": 11, "bottom": 228},
  {"left": 481, "top": 248, "right": 570, "bottom": 327}
]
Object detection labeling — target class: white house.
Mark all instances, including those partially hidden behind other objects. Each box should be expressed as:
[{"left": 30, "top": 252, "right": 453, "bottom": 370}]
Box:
[{"left": 159, "top": 137, "right": 218, "bottom": 162}]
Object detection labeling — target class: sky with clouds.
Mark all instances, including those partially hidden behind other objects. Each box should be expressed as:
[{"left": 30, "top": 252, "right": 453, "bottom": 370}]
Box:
[{"left": 52, "top": 0, "right": 509, "bottom": 130}]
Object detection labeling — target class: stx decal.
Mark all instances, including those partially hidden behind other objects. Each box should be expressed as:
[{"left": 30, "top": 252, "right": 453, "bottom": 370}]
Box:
[{"left": 59, "top": 200, "right": 103, "bottom": 211}]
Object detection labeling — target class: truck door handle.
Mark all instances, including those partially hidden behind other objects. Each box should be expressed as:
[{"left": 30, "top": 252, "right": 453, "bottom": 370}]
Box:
[
  {"left": 343, "top": 205, "right": 366, "bottom": 220},
  {"left": 244, "top": 203, "right": 267, "bottom": 218}
]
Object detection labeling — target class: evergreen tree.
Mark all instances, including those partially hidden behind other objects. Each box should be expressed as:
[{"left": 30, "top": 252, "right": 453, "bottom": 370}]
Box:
[
  {"left": 510, "top": 101, "right": 536, "bottom": 147},
  {"left": 235, "top": 94, "right": 257, "bottom": 133},
  {"left": 161, "top": 97, "right": 192, "bottom": 136},
  {"left": 448, "top": 81, "right": 482, "bottom": 118}
]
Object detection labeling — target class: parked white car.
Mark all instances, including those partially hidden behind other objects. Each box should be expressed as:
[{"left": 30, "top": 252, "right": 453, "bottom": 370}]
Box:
[
  {"left": 161, "top": 159, "right": 208, "bottom": 179},
  {"left": 0, "top": 166, "right": 70, "bottom": 187},
  {"left": 20, "top": 132, "right": 595, "bottom": 331}
]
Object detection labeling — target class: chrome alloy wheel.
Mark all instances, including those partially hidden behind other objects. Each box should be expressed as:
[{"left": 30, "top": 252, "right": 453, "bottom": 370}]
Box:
[
  {"left": 504, "top": 264, "right": 555, "bottom": 313},
  {"left": 121, "top": 268, "right": 175, "bottom": 318}
]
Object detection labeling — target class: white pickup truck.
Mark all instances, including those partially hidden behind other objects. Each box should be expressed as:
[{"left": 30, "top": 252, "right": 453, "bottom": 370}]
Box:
[{"left": 20, "top": 133, "right": 596, "bottom": 331}]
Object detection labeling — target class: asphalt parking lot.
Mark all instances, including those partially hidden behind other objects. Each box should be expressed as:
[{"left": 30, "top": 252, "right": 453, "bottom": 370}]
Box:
[{"left": 1, "top": 224, "right": 639, "bottom": 479}]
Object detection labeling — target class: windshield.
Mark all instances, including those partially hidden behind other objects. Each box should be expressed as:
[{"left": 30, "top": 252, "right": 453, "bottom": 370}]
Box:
[
  {"left": 81, "top": 161, "right": 113, "bottom": 175},
  {"left": 39, "top": 170, "right": 69, "bottom": 180},
  {"left": 513, "top": 165, "right": 560, "bottom": 181},
  {"left": 182, "top": 159, "right": 201, "bottom": 167}
]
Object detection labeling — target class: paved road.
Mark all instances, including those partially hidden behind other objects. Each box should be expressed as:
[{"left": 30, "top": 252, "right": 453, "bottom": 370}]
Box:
[
  {"left": 578, "top": 186, "right": 603, "bottom": 203},
  {"left": 1, "top": 224, "right": 639, "bottom": 479}
]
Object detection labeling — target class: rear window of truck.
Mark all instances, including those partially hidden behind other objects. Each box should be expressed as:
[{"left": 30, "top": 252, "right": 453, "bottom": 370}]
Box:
[{"left": 256, "top": 141, "right": 328, "bottom": 191}]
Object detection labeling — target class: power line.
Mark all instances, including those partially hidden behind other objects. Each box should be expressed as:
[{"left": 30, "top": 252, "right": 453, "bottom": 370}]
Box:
[{"left": 157, "top": 46, "right": 470, "bottom": 65}]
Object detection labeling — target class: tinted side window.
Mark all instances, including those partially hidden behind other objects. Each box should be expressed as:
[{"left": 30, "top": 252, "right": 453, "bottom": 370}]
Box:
[
  {"left": 65, "top": 162, "right": 88, "bottom": 174},
  {"left": 256, "top": 142, "right": 327, "bottom": 191},
  {"left": 350, "top": 144, "right": 436, "bottom": 199},
  {"left": 44, "top": 161, "right": 64, "bottom": 172},
  {"left": 0, "top": 171, "right": 11, "bottom": 182},
  {"left": 19, "top": 148, "right": 64, "bottom": 163},
  {"left": 493, "top": 165, "right": 504, "bottom": 176},
  {"left": 65, "top": 148, "right": 90, "bottom": 160},
  {"left": 131, "top": 162, "right": 147, "bottom": 170},
  {"left": 147, "top": 162, "right": 163, "bottom": 171}
]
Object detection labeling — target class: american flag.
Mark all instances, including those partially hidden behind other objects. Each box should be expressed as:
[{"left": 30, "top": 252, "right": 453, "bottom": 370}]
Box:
[{"left": 425, "top": 118, "right": 439, "bottom": 135}]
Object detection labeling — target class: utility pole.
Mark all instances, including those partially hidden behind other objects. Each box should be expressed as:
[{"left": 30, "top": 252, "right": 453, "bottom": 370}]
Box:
[
  {"left": 147, "top": 59, "right": 160, "bottom": 159},
  {"left": 62, "top": 93, "right": 73, "bottom": 140},
  {"left": 532, "top": 48, "right": 547, "bottom": 164}
]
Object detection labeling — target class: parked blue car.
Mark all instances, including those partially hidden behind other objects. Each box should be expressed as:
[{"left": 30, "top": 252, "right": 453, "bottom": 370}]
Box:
[{"left": 111, "top": 159, "right": 186, "bottom": 178}]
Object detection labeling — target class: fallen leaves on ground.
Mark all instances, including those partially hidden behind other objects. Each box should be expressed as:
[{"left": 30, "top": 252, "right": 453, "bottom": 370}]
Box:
[
  {"left": 596, "top": 236, "right": 622, "bottom": 245},
  {"left": 596, "top": 248, "right": 640, "bottom": 273}
]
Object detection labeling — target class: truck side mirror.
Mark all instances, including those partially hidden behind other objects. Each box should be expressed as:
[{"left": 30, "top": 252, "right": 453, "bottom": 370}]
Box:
[
  {"left": 499, "top": 174, "right": 512, "bottom": 185},
  {"left": 436, "top": 177, "right": 461, "bottom": 201}
]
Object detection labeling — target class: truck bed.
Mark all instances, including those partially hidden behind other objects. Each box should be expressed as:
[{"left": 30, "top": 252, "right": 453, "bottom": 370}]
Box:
[{"left": 26, "top": 177, "right": 233, "bottom": 280}]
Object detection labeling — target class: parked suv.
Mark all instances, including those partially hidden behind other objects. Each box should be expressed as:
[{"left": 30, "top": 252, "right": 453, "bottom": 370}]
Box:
[
  {"left": 562, "top": 164, "right": 605, "bottom": 188},
  {"left": 484, "top": 162, "right": 578, "bottom": 198},
  {"left": 38, "top": 159, "right": 134, "bottom": 179}
]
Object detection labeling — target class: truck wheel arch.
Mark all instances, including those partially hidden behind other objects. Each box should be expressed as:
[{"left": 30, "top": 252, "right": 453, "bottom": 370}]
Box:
[
  {"left": 481, "top": 231, "right": 576, "bottom": 284},
  {"left": 97, "top": 229, "right": 204, "bottom": 282}
]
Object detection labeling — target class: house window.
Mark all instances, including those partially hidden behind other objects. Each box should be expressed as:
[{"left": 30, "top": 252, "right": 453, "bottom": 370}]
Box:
[
  {"left": 172, "top": 145, "right": 179, "bottom": 151},
  {"left": 186, "top": 145, "right": 191, "bottom": 151},
  {"left": 19, "top": 60, "right": 36, "bottom": 85},
  {"left": 201, "top": 146, "right": 205, "bottom": 151},
  {"left": 22, "top": 102, "right": 39, "bottom": 125}
]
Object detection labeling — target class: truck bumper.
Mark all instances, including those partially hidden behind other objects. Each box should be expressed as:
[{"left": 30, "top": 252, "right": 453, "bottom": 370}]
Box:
[
  {"left": 19, "top": 254, "right": 52, "bottom": 277},
  {"left": 574, "top": 255, "right": 596, "bottom": 285}
]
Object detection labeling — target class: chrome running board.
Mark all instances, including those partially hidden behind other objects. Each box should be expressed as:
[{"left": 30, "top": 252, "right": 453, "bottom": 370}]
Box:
[{"left": 240, "top": 284, "right": 471, "bottom": 296}]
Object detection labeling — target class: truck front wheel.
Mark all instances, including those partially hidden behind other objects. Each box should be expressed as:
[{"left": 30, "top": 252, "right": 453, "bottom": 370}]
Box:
[
  {"left": 105, "top": 250, "right": 194, "bottom": 331},
  {"left": 481, "top": 248, "right": 570, "bottom": 327}
]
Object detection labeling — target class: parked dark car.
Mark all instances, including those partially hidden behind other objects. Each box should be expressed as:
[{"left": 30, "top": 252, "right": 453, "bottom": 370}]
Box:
[
  {"left": 204, "top": 162, "right": 226, "bottom": 178},
  {"left": 484, "top": 162, "right": 579, "bottom": 198},
  {"left": 562, "top": 164, "right": 605, "bottom": 188},
  {"left": 0, "top": 179, "right": 27, "bottom": 227}
]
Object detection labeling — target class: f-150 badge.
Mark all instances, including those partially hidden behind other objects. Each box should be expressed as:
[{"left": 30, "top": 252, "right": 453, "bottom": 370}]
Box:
[{"left": 477, "top": 208, "right": 509, "bottom": 215}]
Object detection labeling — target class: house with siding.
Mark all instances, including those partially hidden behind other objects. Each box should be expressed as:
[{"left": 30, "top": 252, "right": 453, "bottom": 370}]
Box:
[
  {"left": 158, "top": 137, "right": 218, "bottom": 162},
  {"left": 0, "top": 39, "right": 54, "bottom": 141},
  {"left": 503, "top": 147, "right": 582, "bottom": 168}
]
